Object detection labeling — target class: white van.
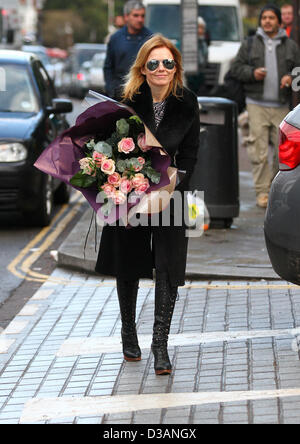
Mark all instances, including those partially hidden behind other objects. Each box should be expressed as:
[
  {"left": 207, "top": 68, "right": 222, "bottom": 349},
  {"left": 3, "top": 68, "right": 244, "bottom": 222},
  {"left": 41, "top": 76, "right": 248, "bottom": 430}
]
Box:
[{"left": 144, "top": 0, "right": 244, "bottom": 88}]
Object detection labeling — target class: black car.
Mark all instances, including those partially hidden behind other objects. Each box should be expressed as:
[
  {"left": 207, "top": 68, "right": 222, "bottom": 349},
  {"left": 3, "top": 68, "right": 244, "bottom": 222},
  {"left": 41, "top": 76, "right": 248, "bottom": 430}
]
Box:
[
  {"left": 62, "top": 43, "right": 107, "bottom": 98},
  {"left": 0, "top": 50, "right": 73, "bottom": 226},
  {"left": 264, "top": 104, "right": 300, "bottom": 284}
]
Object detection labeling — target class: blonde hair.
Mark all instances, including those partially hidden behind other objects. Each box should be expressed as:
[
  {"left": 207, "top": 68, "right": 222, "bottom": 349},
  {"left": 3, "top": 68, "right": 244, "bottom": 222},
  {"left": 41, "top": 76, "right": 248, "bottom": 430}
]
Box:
[{"left": 122, "top": 34, "right": 184, "bottom": 101}]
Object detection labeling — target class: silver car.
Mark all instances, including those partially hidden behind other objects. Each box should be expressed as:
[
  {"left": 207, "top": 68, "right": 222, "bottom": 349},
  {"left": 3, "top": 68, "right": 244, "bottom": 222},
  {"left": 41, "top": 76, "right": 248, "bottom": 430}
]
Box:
[
  {"left": 88, "top": 52, "right": 106, "bottom": 93},
  {"left": 264, "top": 104, "right": 300, "bottom": 284}
]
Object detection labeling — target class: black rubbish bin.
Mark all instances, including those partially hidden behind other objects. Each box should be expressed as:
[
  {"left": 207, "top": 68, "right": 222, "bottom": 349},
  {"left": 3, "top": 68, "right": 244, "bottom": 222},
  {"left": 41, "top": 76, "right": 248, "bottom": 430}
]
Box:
[{"left": 189, "top": 97, "right": 239, "bottom": 229}]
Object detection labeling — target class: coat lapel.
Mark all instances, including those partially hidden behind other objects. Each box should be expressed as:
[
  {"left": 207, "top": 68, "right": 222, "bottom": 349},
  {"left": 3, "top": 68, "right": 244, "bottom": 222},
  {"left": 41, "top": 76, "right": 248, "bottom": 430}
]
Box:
[
  {"left": 126, "top": 81, "right": 196, "bottom": 156},
  {"left": 126, "top": 82, "right": 157, "bottom": 135}
]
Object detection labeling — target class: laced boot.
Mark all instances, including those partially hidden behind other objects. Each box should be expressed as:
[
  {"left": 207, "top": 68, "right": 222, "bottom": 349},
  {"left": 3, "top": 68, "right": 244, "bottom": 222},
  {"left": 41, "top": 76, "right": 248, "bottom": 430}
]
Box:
[
  {"left": 116, "top": 278, "right": 141, "bottom": 362},
  {"left": 151, "top": 272, "right": 177, "bottom": 375}
]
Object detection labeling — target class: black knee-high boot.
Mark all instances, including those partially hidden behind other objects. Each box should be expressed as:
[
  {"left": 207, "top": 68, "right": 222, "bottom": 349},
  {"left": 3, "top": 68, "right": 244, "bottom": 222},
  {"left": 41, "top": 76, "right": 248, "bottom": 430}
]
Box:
[
  {"left": 116, "top": 278, "right": 141, "bottom": 361},
  {"left": 151, "top": 272, "right": 177, "bottom": 375}
]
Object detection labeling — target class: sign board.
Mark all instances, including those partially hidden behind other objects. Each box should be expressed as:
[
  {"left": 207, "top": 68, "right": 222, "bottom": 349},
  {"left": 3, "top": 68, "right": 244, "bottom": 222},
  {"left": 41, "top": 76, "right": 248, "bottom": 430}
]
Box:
[{"left": 181, "top": 0, "right": 198, "bottom": 74}]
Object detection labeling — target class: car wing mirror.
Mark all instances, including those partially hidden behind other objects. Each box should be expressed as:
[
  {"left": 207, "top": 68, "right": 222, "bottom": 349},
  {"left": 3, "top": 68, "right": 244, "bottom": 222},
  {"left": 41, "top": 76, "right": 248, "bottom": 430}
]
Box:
[{"left": 46, "top": 98, "right": 73, "bottom": 114}]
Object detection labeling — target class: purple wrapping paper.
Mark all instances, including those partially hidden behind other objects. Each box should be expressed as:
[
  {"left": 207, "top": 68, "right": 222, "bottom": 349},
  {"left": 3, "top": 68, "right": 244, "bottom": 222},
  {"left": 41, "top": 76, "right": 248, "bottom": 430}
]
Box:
[{"left": 34, "top": 100, "right": 171, "bottom": 222}]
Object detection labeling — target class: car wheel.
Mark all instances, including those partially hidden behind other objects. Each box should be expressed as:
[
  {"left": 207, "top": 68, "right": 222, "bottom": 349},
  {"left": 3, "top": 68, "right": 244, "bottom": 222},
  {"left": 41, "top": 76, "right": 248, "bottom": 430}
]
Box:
[
  {"left": 25, "top": 174, "right": 54, "bottom": 227},
  {"left": 54, "top": 182, "right": 70, "bottom": 204}
]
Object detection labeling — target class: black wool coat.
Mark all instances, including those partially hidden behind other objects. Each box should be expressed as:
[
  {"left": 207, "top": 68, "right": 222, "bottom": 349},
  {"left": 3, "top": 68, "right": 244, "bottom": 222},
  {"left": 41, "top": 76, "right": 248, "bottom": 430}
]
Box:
[{"left": 95, "top": 81, "right": 200, "bottom": 286}]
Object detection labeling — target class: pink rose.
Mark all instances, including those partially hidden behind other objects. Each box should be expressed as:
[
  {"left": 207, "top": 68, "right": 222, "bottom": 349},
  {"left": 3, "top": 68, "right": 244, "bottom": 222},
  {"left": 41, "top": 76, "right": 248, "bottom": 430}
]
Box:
[
  {"left": 112, "top": 190, "right": 127, "bottom": 205},
  {"left": 118, "top": 137, "right": 135, "bottom": 154},
  {"left": 93, "top": 151, "right": 106, "bottom": 167},
  {"left": 119, "top": 177, "right": 133, "bottom": 194},
  {"left": 137, "top": 133, "right": 151, "bottom": 152},
  {"left": 133, "top": 156, "right": 146, "bottom": 172},
  {"left": 131, "top": 173, "right": 145, "bottom": 188},
  {"left": 107, "top": 172, "right": 121, "bottom": 187},
  {"left": 101, "top": 158, "right": 115, "bottom": 175},
  {"left": 101, "top": 183, "right": 115, "bottom": 197},
  {"left": 135, "top": 178, "right": 150, "bottom": 195},
  {"left": 79, "top": 157, "right": 96, "bottom": 176}
]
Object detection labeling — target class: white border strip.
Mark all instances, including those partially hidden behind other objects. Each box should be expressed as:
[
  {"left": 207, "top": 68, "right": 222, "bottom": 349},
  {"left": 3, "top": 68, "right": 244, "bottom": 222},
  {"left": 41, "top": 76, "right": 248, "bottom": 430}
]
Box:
[
  {"left": 20, "top": 389, "right": 300, "bottom": 423},
  {"left": 56, "top": 328, "right": 300, "bottom": 357}
]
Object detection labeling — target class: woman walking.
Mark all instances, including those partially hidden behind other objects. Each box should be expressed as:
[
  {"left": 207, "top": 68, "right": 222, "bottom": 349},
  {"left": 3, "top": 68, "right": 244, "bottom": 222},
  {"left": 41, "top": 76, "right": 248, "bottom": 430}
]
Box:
[{"left": 95, "top": 34, "right": 200, "bottom": 375}]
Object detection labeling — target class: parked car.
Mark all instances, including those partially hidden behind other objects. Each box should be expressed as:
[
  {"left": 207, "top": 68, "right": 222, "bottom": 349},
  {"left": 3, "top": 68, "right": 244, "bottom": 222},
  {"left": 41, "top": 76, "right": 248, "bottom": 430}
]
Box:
[
  {"left": 21, "top": 45, "right": 56, "bottom": 80},
  {"left": 0, "top": 50, "right": 73, "bottom": 226},
  {"left": 46, "top": 47, "right": 69, "bottom": 93},
  {"left": 62, "top": 43, "right": 107, "bottom": 98},
  {"left": 264, "top": 104, "right": 300, "bottom": 284},
  {"left": 87, "top": 52, "right": 106, "bottom": 93}
]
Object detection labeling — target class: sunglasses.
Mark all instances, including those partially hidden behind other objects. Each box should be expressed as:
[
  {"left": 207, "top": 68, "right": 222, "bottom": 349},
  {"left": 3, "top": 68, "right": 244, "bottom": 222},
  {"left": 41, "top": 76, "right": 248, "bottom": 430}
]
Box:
[{"left": 146, "top": 59, "right": 176, "bottom": 71}]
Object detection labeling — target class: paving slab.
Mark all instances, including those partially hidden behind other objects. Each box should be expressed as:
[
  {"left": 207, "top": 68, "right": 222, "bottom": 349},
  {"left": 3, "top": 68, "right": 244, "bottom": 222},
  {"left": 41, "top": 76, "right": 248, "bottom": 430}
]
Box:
[{"left": 0, "top": 268, "right": 300, "bottom": 424}]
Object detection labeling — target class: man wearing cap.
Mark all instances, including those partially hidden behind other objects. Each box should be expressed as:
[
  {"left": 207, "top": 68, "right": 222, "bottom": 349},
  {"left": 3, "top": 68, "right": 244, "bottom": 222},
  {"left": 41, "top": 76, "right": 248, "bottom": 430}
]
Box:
[
  {"left": 104, "top": 0, "right": 152, "bottom": 100},
  {"left": 231, "top": 4, "right": 300, "bottom": 208}
]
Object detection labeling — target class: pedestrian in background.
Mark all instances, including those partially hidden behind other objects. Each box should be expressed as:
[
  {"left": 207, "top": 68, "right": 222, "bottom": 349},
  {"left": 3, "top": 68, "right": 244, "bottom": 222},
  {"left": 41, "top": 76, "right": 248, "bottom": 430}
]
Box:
[
  {"left": 104, "top": 0, "right": 152, "bottom": 100},
  {"left": 96, "top": 35, "right": 200, "bottom": 375},
  {"left": 186, "top": 16, "right": 209, "bottom": 95},
  {"left": 281, "top": 3, "right": 294, "bottom": 38},
  {"left": 104, "top": 15, "right": 125, "bottom": 44},
  {"left": 231, "top": 3, "right": 300, "bottom": 208}
]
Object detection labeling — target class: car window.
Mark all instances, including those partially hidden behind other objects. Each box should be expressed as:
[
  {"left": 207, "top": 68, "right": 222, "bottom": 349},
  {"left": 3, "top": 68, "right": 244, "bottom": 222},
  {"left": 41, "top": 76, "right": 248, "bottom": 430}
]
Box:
[
  {"left": 74, "top": 49, "right": 105, "bottom": 67},
  {"left": 0, "top": 64, "right": 39, "bottom": 113},
  {"left": 93, "top": 55, "right": 105, "bottom": 69},
  {"left": 34, "top": 52, "right": 50, "bottom": 67},
  {"left": 32, "top": 60, "right": 56, "bottom": 106},
  {"left": 198, "top": 6, "right": 240, "bottom": 42},
  {"left": 22, "top": 48, "right": 50, "bottom": 67}
]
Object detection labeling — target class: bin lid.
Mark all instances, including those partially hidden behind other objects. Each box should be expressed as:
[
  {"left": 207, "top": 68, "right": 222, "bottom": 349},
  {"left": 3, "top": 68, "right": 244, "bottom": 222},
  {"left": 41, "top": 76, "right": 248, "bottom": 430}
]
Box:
[{"left": 197, "top": 97, "right": 236, "bottom": 110}]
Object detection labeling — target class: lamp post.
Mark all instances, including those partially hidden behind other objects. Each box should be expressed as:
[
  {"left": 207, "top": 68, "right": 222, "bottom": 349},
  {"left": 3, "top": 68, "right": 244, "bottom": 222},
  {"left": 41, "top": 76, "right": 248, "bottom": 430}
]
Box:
[
  {"left": 292, "top": 0, "right": 300, "bottom": 46},
  {"left": 107, "top": 0, "right": 115, "bottom": 34},
  {"left": 181, "top": 0, "right": 198, "bottom": 75}
]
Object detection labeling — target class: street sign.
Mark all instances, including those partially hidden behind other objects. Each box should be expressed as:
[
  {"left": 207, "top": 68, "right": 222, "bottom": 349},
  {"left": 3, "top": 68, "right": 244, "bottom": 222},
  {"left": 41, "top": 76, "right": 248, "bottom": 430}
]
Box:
[{"left": 181, "top": 0, "right": 198, "bottom": 74}]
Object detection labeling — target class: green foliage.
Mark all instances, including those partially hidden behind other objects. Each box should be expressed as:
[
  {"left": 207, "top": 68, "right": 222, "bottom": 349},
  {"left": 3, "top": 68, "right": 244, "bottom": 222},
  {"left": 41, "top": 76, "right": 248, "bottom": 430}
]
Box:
[
  {"left": 128, "top": 115, "right": 144, "bottom": 140},
  {"left": 43, "top": 0, "right": 110, "bottom": 43},
  {"left": 94, "top": 141, "right": 113, "bottom": 157},
  {"left": 116, "top": 159, "right": 127, "bottom": 172},
  {"left": 86, "top": 139, "right": 96, "bottom": 149},
  {"left": 70, "top": 170, "right": 96, "bottom": 188},
  {"left": 143, "top": 165, "right": 161, "bottom": 184},
  {"left": 116, "top": 118, "right": 130, "bottom": 137}
]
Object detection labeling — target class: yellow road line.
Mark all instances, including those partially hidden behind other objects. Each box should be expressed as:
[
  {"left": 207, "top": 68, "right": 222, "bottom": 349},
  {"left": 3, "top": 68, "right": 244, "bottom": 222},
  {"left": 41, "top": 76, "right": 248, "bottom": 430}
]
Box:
[
  {"left": 6, "top": 191, "right": 300, "bottom": 291},
  {"left": 7, "top": 192, "right": 84, "bottom": 284},
  {"left": 20, "top": 199, "right": 84, "bottom": 280}
]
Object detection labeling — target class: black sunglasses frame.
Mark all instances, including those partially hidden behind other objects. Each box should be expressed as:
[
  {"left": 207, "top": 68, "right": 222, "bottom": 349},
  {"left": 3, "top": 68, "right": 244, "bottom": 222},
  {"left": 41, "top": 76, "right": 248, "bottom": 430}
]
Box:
[{"left": 146, "top": 59, "right": 176, "bottom": 71}]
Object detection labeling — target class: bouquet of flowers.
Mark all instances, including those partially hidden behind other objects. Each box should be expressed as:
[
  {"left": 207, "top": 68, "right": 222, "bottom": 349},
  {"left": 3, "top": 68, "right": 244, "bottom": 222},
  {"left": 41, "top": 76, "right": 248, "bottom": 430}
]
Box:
[
  {"left": 34, "top": 92, "right": 175, "bottom": 225},
  {"left": 69, "top": 114, "right": 161, "bottom": 218}
]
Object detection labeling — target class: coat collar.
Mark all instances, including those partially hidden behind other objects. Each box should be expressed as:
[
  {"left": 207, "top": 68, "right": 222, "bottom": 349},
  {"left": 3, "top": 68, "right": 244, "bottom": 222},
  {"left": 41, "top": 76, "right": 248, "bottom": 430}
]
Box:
[
  {"left": 125, "top": 81, "right": 186, "bottom": 134},
  {"left": 125, "top": 81, "right": 197, "bottom": 151},
  {"left": 126, "top": 81, "right": 157, "bottom": 134}
]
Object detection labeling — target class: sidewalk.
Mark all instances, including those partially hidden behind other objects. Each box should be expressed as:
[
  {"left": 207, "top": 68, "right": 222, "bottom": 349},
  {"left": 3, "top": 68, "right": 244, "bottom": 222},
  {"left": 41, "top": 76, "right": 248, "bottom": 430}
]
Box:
[
  {"left": 2, "top": 166, "right": 300, "bottom": 424},
  {"left": 1, "top": 268, "right": 300, "bottom": 424},
  {"left": 57, "top": 171, "right": 278, "bottom": 280}
]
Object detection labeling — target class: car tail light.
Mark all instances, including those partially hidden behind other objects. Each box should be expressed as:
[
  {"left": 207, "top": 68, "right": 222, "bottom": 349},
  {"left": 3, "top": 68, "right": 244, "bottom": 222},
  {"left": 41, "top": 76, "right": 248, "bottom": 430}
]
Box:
[
  {"left": 77, "top": 73, "right": 85, "bottom": 81},
  {"left": 279, "top": 120, "right": 300, "bottom": 170}
]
